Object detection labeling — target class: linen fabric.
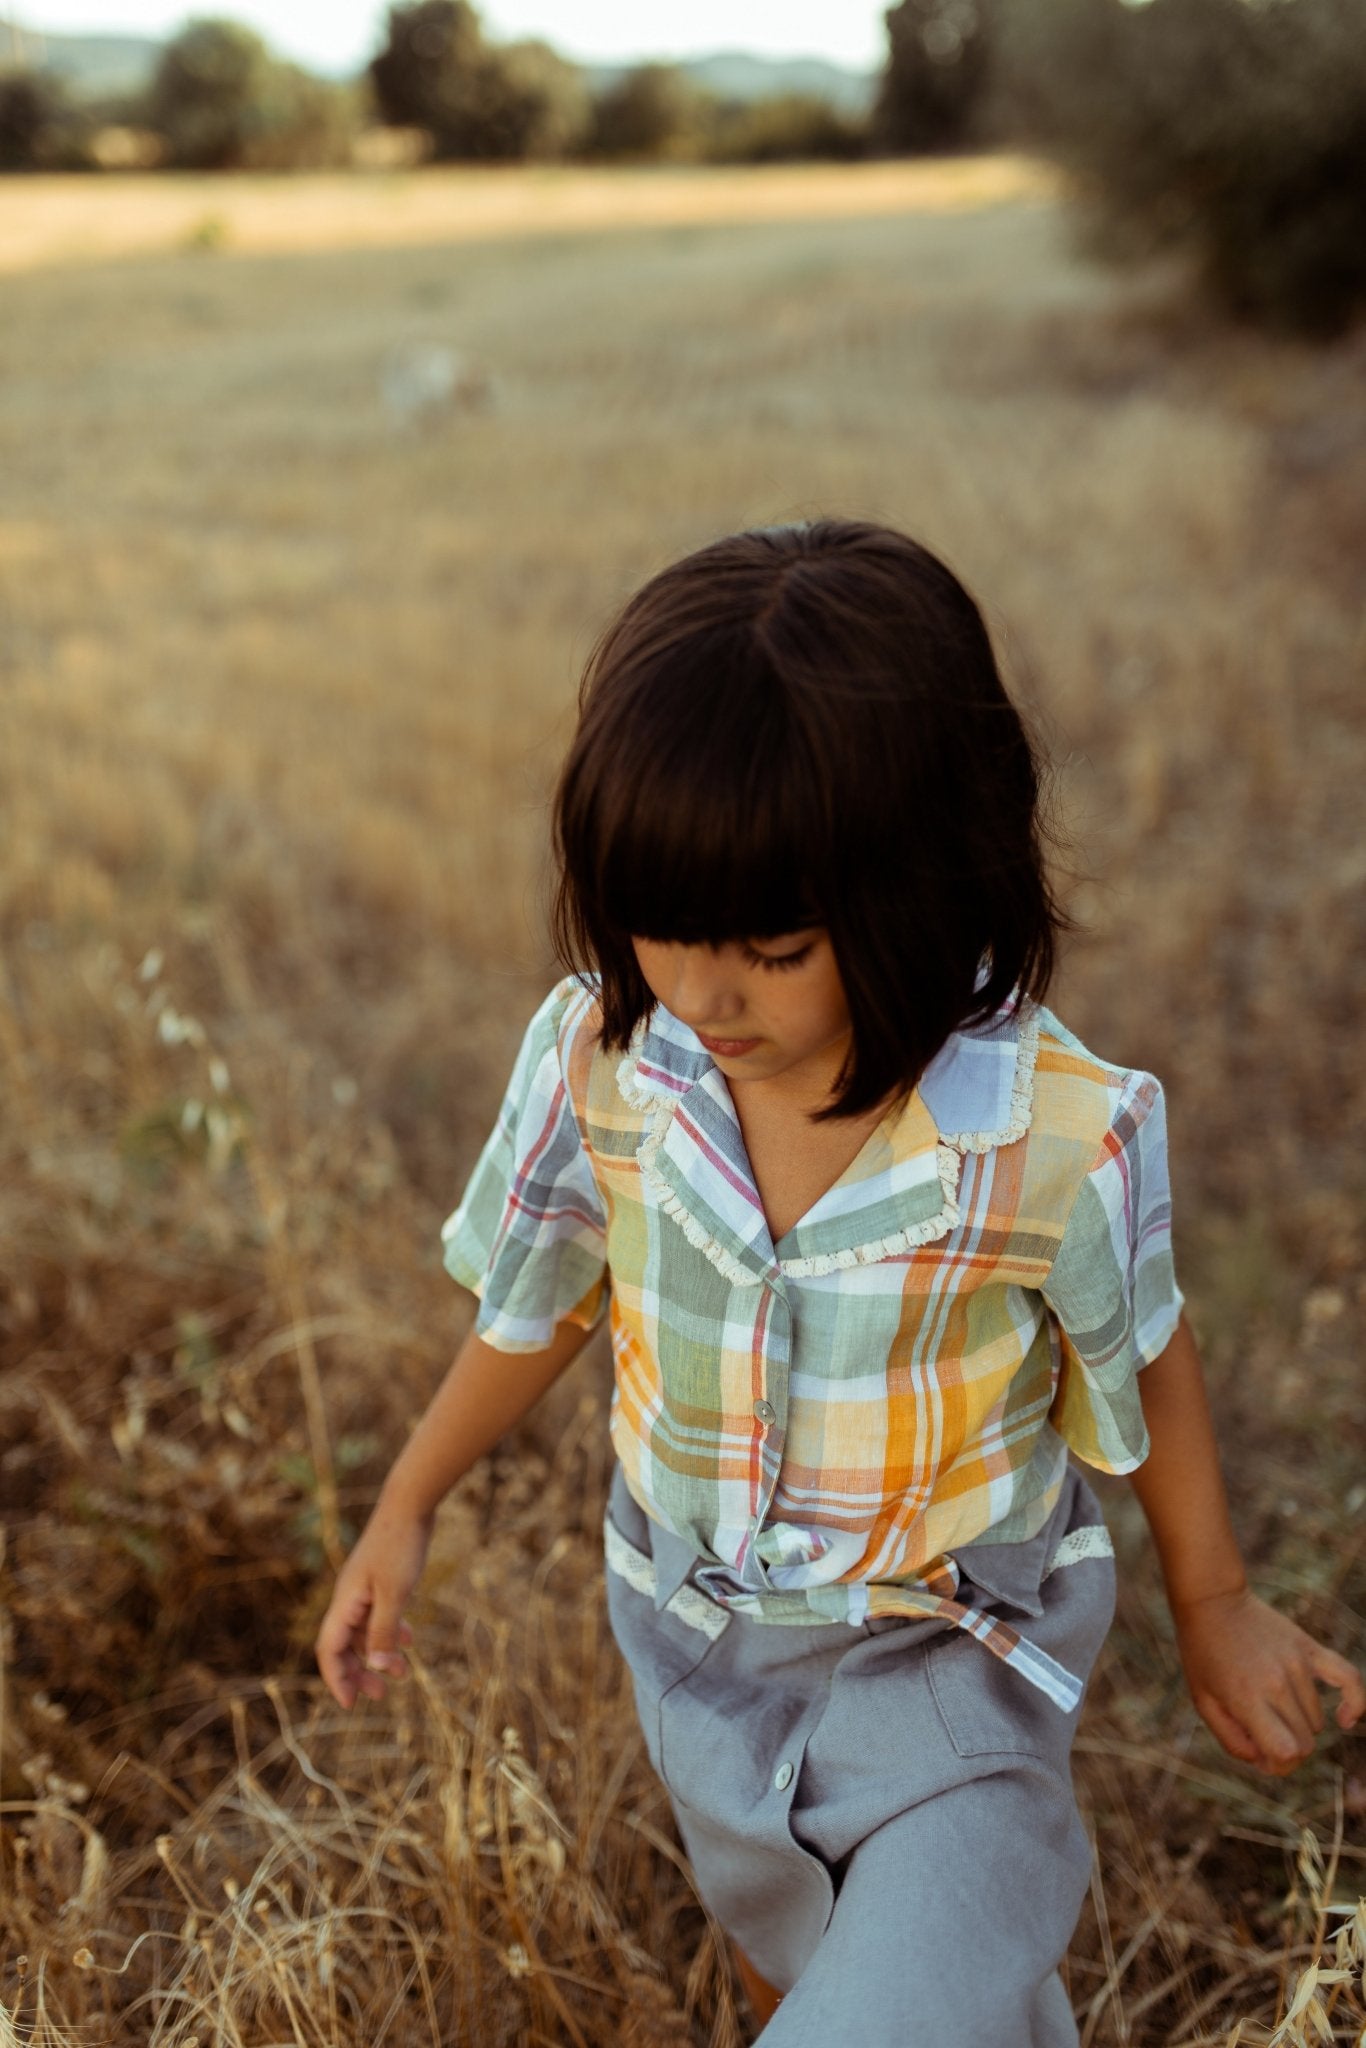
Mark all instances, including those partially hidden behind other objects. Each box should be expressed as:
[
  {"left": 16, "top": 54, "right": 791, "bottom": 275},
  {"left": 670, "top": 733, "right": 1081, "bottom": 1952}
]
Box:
[
  {"left": 440, "top": 972, "right": 1181, "bottom": 1695},
  {"left": 602, "top": 1454, "right": 1116, "bottom": 2045}
]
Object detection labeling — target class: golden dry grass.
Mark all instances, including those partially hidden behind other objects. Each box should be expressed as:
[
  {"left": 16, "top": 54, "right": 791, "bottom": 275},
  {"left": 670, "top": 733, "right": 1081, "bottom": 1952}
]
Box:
[
  {"left": 1, "top": 159, "right": 1364, "bottom": 2046},
  {"left": 0, "top": 158, "right": 1054, "bottom": 274}
]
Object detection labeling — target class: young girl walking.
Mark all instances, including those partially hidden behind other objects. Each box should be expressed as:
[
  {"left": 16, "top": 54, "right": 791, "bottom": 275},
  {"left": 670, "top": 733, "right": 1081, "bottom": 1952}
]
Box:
[{"left": 316, "top": 519, "right": 1363, "bottom": 2044}]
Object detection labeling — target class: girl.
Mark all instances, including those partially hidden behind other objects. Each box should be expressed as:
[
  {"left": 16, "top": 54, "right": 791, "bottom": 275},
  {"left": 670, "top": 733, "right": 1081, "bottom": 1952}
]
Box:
[{"left": 316, "top": 519, "right": 1363, "bottom": 2045}]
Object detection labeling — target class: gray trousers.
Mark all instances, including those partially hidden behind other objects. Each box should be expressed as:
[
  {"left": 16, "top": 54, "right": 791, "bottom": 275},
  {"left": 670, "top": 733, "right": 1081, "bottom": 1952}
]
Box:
[{"left": 603, "top": 1459, "right": 1117, "bottom": 2046}]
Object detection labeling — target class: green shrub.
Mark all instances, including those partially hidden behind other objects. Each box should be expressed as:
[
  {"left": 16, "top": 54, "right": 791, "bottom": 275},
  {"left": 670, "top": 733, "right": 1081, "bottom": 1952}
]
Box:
[
  {"left": 0, "top": 68, "right": 96, "bottom": 170},
  {"left": 993, "top": 0, "right": 1366, "bottom": 339},
  {"left": 705, "top": 92, "right": 869, "bottom": 163},
  {"left": 238, "top": 66, "right": 364, "bottom": 170},
  {"left": 583, "top": 63, "right": 712, "bottom": 161}
]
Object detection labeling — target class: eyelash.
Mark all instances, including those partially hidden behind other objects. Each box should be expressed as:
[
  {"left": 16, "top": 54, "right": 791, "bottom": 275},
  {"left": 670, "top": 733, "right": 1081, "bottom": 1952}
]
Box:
[{"left": 741, "top": 943, "right": 814, "bottom": 973}]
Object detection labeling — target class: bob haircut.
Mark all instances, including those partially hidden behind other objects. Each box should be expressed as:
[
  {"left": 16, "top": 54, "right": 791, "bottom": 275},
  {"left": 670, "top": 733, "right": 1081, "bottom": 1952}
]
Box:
[{"left": 549, "top": 517, "right": 1070, "bottom": 1126}]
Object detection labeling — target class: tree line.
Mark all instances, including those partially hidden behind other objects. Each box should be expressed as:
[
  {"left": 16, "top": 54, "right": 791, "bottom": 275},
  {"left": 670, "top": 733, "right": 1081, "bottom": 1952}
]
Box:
[
  {"left": 4, "top": 3, "right": 875, "bottom": 174},
  {"left": 2, "top": 0, "right": 1363, "bottom": 338}
]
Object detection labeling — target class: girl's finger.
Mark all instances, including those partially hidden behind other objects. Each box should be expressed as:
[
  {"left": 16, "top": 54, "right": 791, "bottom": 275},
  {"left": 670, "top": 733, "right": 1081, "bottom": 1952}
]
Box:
[
  {"left": 363, "top": 1592, "right": 409, "bottom": 1681},
  {"left": 1283, "top": 1655, "right": 1325, "bottom": 1740},
  {"left": 316, "top": 1602, "right": 358, "bottom": 1665},
  {"left": 316, "top": 1585, "right": 378, "bottom": 1708},
  {"left": 1195, "top": 1691, "right": 1262, "bottom": 1766},
  {"left": 316, "top": 1584, "right": 372, "bottom": 1661},
  {"left": 1246, "top": 1696, "right": 1311, "bottom": 1772},
  {"left": 1307, "top": 1642, "right": 1366, "bottom": 1727},
  {"left": 316, "top": 1625, "right": 362, "bottom": 1708}
]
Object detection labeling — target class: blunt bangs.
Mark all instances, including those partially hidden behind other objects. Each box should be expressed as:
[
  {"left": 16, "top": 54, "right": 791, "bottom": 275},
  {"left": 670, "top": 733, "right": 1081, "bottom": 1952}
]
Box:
[
  {"left": 549, "top": 519, "right": 1070, "bottom": 1122},
  {"left": 579, "top": 637, "right": 826, "bottom": 949}
]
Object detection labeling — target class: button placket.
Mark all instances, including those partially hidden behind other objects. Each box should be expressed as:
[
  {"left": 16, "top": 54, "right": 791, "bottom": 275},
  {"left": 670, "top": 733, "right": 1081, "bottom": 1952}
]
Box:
[{"left": 741, "top": 1279, "right": 791, "bottom": 1574}]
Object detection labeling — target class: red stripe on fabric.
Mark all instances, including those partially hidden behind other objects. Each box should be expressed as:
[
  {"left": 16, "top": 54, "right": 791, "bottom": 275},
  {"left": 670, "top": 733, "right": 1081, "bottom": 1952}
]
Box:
[
  {"left": 505, "top": 1190, "right": 602, "bottom": 1229},
  {"left": 632, "top": 1060, "right": 690, "bottom": 1093},
  {"left": 486, "top": 1081, "right": 569, "bottom": 1263},
  {"left": 673, "top": 1106, "right": 767, "bottom": 1218}
]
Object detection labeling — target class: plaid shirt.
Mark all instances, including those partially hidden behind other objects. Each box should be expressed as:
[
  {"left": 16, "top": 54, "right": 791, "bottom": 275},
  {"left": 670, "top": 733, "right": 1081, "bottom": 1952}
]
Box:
[{"left": 442, "top": 973, "right": 1183, "bottom": 1711}]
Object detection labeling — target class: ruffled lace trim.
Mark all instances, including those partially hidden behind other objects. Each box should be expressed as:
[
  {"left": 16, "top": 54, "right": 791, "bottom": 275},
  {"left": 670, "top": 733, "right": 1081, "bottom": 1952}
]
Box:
[
  {"left": 775, "top": 1141, "right": 963, "bottom": 1276},
  {"left": 603, "top": 1515, "right": 730, "bottom": 1639},
  {"left": 937, "top": 1003, "right": 1040, "bottom": 1154},
  {"left": 637, "top": 1096, "right": 768, "bottom": 1287},
  {"left": 615, "top": 1045, "right": 667, "bottom": 1114}
]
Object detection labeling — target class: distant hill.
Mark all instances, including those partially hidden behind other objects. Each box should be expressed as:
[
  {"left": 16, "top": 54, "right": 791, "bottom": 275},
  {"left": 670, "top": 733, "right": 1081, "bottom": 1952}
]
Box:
[
  {"left": 590, "top": 52, "right": 877, "bottom": 117},
  {"left": 2, "top": 26, "right": 163, "bottom": 98},
  {"left": 7, "top": 24, "right": 878, "bottom": 112}
]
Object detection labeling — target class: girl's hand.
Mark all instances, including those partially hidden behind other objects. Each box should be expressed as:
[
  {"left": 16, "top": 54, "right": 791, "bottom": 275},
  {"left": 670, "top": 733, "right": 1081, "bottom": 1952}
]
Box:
[
  {"left": 315, "top": 1501, "right": 434, "bottom": 1710},
  {"left": 1173, "top": 1585, "right": 1365, "bottom": 1776}
]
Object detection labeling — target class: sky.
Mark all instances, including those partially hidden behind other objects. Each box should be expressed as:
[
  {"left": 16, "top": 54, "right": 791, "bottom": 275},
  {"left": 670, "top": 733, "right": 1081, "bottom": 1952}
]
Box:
[{"left": 7, "top": 2, "right": 888, "bottom": 76}]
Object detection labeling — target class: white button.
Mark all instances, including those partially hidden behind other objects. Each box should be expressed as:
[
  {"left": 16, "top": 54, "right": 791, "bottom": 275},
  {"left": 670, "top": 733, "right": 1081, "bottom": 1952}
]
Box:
[
  {"left": 773, "top": 1761, "right": 794, "bottom": 1792},
  {"left": 753, "top": 1399, "right": 777, "bottom": 1425}
]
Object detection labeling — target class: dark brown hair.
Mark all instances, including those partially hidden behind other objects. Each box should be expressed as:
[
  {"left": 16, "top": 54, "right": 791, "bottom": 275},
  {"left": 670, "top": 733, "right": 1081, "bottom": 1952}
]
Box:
[{"left": 549, "top": 518, "right": 1069, "bottom": 1124}]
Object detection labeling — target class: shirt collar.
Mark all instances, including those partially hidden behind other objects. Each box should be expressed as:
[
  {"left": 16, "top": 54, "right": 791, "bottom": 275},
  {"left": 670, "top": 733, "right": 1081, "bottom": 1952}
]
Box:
[{"left": 612, "top": 985, "right": 1040, "bottom": 1286}]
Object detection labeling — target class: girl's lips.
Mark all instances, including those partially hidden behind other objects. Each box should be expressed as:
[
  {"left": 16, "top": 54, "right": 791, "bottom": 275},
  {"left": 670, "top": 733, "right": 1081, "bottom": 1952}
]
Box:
[{"left": 698, "top": 1033, "right": 761, "bottom": 1055}]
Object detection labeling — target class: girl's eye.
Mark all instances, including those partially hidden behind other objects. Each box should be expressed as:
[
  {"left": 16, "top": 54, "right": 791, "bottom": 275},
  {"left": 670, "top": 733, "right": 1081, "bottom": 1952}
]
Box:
[{"left": 741, "top": 943, "right": 814, "bottom": 973}]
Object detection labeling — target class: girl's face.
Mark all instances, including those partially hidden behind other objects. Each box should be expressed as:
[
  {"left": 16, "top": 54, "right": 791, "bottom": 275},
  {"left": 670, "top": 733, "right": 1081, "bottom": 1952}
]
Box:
[{"left": 630, "top": 928, "right": 854, "bottom": 1097}]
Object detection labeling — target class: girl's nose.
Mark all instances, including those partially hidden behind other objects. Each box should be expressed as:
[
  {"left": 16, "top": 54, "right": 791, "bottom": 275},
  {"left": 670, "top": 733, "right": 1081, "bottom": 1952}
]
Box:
[{"left": 667, "top": 952, "right": 745, "bottom": 1029}]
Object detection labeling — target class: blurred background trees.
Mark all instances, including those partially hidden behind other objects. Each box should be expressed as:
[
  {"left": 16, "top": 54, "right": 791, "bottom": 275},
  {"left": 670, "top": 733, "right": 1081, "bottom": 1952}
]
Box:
[
  {"left": 0, "top": 64, "right": 89, "bottom": 167},
  {"left": 706, "top": 91, "right": 869, "bottom": 163},
  {"left": 0, "top": 0, "right": 1362, "bottom": 337},
  {"left": 581, "top": 61, "right": 704, "bottom": 162},
  {"left": 990, "top": 0, "right": 1366, "bottom": 339},
  {"left": 147, "top": 17, "right": 359, "bottom": 170},
  {"left": 368, "top": 0, "right": 589, "bottom": 161},
  {"left": 875, "top": 0, "right": 995, "bottom": 152}
]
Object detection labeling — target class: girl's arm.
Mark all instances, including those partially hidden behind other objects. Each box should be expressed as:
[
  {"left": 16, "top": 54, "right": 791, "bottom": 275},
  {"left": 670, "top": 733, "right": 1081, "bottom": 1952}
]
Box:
[
  {"left": 315, "top": 1316, "right": 594, "bottom": 1709},
  {"left": 1127, "top": 1313, "right": 1365, "bottom": 1775}
]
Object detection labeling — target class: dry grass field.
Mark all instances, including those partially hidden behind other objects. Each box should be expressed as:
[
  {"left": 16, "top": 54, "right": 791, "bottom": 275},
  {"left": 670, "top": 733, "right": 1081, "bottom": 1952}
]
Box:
[{"left": 1, "top": 159, "right": 1364, "bottom": 2046}]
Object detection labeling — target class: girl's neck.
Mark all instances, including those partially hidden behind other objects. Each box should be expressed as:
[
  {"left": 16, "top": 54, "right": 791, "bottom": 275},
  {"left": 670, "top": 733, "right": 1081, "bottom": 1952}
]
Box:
[{"left": 726, "top": 1070, "right": 902, "bottom": 1241}]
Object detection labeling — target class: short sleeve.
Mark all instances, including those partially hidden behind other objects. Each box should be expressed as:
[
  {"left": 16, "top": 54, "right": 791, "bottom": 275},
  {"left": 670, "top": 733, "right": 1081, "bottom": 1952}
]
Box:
[
  {"left": 440, "top": 979, "right": 610, "bottom": 1354},
  {"left": 1042, "top": 1068, "right": 1185, "bottom": 1474}
]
